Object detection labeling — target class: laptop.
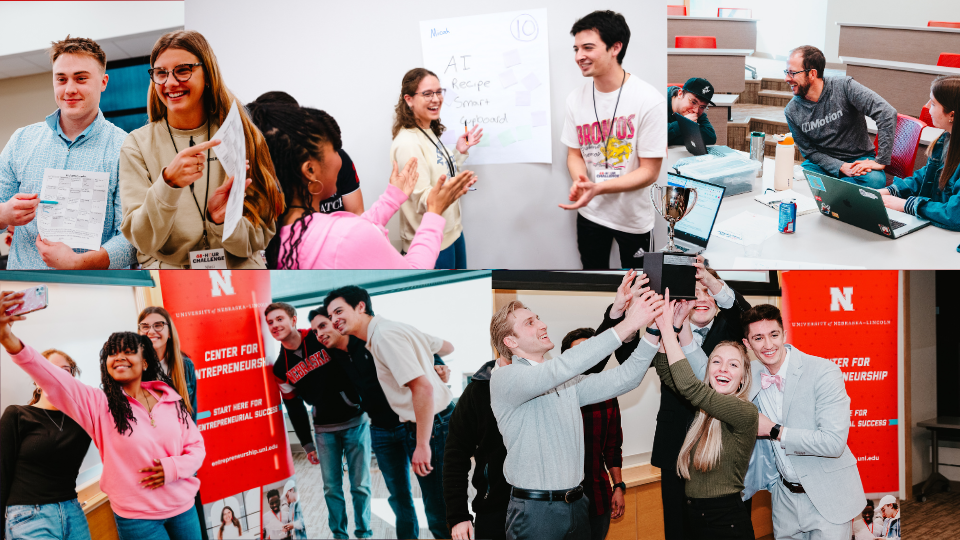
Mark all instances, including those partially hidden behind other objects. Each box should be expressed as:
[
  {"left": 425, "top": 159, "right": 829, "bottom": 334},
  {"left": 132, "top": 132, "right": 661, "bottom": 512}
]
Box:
[
  {"left": 802, "top": 170, "right": 930, "bottom": 238},
  {"left": 676, "top": 113, "right": 739, "bottom": 157},
  {"left": 664, "top": 173, "right": 727, "bottom": 253}
]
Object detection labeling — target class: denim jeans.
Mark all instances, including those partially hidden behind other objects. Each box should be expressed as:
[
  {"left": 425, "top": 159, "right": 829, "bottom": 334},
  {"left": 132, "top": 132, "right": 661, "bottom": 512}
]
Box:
[
  {"left": 4, "top": 500, "right": 91, "bottom": 540},
  {"left": 369, "top": 423, "right": 419, "bottom": 540},
  {"left": 315, "top": 420, "right": 373, "bottom": 539},
  {"left": 113, "top": 507, "right": 201, "bottom": 540},
  {"left": 801, "top": 154, "right": 888, "bottom": 189},
  {"left": 434, "top": 232, "right": 466, "bottom": 269},
  {"left": 402, "top": 404, "right": 453, "bottom": 540}
]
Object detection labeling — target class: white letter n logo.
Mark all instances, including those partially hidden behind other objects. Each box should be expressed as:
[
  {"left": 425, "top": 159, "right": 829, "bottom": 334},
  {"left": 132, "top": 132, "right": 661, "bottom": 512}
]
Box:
[
  {"left": 830, "top": 287, "right": 853, "bottom": 311},
  {"left": 210, "top": 270, "right": 235, "bottom": 297}
]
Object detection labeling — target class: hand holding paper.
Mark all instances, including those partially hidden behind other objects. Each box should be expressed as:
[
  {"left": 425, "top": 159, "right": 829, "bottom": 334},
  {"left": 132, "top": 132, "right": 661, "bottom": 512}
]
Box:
[
  {"left": 211, "top": 101, "right": 248, "bottom": 241},
  {"left": 208, "top": 175, "right": 252, "bottom": 225}
]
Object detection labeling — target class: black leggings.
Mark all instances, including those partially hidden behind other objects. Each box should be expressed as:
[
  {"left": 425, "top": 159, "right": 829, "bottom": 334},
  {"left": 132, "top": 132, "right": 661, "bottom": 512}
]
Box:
[{"left": 686, "top": 493, "right": 755, "bottom": 540}]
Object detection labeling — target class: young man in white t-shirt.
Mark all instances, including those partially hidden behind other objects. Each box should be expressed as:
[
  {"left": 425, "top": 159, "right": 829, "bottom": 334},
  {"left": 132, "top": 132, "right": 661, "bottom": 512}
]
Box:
[{"left": 560, "top": 10, "right": 667, "bottom": 269}]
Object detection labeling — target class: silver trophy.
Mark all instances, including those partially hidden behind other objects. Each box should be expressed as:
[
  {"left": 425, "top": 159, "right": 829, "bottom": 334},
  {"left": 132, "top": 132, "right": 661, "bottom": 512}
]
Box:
[{"left": 650, "top": 185, "right": 699, "bottom": 252}]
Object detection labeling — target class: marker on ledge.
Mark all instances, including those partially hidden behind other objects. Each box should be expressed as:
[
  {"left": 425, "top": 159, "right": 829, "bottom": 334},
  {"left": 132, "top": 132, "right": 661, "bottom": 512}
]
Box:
[{"left": 39, "top": 200, "right": 58, "bottom": 205}]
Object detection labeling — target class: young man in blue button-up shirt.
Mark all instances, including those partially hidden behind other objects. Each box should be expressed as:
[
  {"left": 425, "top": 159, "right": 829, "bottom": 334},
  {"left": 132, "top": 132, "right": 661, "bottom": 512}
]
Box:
[{"left": 0, "top": 36, "right": 135, "bottom": 269}]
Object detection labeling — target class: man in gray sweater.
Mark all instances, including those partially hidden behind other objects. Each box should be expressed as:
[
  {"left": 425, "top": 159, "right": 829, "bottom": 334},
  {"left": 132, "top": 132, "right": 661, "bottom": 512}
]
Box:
[
  {"left": 784, "top": 45, "right": 896, "bottom": 189},
  {"left": 489, "top": 276, "right": 664, "bottom": 540}
]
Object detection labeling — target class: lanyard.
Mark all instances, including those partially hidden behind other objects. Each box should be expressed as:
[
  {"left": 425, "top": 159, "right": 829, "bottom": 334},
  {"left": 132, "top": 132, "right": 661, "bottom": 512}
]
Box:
[
  {"left": 417, "top": 127, "right": 457, "bottom": 178},
  {"left": 165, "top": 118, "right": 211, "bottom": 250},
  {"left": 592, "top": 70, "right": 626, "bottom": 169}
]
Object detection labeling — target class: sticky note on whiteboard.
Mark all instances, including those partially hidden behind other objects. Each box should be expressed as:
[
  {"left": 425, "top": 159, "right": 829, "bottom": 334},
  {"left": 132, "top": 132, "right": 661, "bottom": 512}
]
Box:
[
  {"left": 499, "top": 129, "right": 517, "bottom": 146},
  {"left": 515, "top": 91, "right": 531, "bottom": 106},
  {"left": 531, "top": 110, "right": 548, "bottom": 127},
  {"left": 521, "top": 73, "right": 541, "bottom": 91},
  {"left": 515, "top": 125, "right": 533, "bottom": 141},
  {"left": 500, "top": 70, "right": 518, "bottom": 89},
  {"left": 503, "top": 49, "right": 521, "bottom": 68},
  {"left": 440, "top": 129, "right": 457, "bottom": 147}
]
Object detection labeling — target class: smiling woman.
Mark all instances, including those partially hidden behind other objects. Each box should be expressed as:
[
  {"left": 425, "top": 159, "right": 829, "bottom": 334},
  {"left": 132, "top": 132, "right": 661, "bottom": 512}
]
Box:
[
  {"left": 117, "top": 30, "right": 285, "bottom": 269},
  {"left": 0, "top": 290, "right": 206, "bottom": 540}
]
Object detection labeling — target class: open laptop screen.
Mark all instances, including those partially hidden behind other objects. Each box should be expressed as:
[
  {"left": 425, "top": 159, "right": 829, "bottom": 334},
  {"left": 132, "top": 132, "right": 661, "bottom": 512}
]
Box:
[{"left": 667, "top": 173, "right": 726, "bottom": 246}]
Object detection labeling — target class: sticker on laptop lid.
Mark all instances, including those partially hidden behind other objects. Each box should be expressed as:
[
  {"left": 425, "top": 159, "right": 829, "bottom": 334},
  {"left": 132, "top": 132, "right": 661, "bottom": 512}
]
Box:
[
  {"left": 879, "top": 225, "right": 891, "bottom": 236},
  {"left": 806, "top": 174, "right": 826, "bottom": 192},
  {"left": 820, "top": 203, "right": 831, "bottom": 215},
  {"left": 815, "top": 195, "right": 822, "bottom": 202},
  {"left": 859, "top": 188, "right": 878, "bottom": 200},
  {"left": 831, "top": 212, "right": 839, "bottom": 218}
]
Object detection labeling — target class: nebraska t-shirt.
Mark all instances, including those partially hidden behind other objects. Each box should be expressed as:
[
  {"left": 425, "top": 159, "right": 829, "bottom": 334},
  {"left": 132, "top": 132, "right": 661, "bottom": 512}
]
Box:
[{"left": 561, "top": 75, "right": 667, "bottom": 234}]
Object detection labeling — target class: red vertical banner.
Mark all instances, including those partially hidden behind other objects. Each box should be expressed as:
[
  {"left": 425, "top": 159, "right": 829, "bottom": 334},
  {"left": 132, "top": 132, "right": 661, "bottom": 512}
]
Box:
[
  {"left": 781, "top": 271, "right": 899, "bottom": 494},
  {"left": 160, "top": 270, "right": 305, "bottom": 538}
]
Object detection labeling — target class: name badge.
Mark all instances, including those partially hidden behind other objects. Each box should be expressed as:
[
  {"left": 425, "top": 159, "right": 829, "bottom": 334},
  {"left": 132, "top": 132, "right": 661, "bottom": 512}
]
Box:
[
  {"left": 594, "top": 168, "right": 621, "bottom": 183},
  {"left": 189, "top": 248, "right": 227, "bottom": 269}
]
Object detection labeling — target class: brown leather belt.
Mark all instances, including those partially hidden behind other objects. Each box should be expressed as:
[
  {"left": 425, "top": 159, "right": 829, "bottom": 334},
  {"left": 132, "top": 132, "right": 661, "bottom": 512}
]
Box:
[{"left": 781, "top": 476, "right": 805, "bottom": 494}]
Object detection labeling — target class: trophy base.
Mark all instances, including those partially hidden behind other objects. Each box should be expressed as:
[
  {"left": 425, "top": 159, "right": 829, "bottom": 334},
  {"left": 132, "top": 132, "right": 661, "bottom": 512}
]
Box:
[{"left": 643, "top": 252, "right": 698, "bottom": 300}]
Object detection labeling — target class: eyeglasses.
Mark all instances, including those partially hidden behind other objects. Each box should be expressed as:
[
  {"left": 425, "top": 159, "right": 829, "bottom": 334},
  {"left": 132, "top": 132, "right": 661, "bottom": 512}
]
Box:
[
  {"left": 414, "top": 89, "right": 446, "bottom": 100},
  {"left": 138, "top": 321, "right": 168, "bottom": 333},
  {"left": 148, "top": 63, "right": 203, "bottom": 84},
  {"left": 783, "top": 68, "right": 811, "bottom": 78}
]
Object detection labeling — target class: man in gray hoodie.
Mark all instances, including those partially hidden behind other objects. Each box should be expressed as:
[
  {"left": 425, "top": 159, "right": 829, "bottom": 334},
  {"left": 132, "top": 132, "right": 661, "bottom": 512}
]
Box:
[
  {"left": 489, "top": 275, "right": 701, "bottom": 540},
  {"left": 784, "top": 45, "right": 897, "bottom": 189}
]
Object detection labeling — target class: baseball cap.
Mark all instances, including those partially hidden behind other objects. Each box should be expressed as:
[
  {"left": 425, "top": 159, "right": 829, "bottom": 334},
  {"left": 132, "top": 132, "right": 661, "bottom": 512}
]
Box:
[
  {"left": 878, "top": 495, "right": 897, "bottom": 508},
  {"left": 682, "top": 77, "right": 716, "bottom": 106},
  {"left": 283, "top": 480, "right": 296, "bottom": 495}
]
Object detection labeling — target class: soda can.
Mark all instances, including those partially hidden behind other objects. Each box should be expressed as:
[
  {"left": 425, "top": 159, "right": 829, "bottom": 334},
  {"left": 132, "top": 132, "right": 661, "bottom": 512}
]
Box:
[
  {"left": 750, "top": 131, "right": 765, "bottom": 177},
  {"left": 779, "top": 199, "right": 797, "bottom": 234}
]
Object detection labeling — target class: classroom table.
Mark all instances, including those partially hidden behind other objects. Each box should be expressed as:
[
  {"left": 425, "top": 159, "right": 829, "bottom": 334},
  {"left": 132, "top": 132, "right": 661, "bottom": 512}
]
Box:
[
  {"left": 662, "top": 146, "right": 960, "bottom": 269},
  {"left": 668, "top": 49, "right": 754, "bottom": 93},
  {"left": 667, "top": 16, "right": 758, "bottom": 50},
  {"left": 841, "top": 57, "right": 960, "bottom": 119},
  {"left": 838, "top": 23, "right": 960, "bottom": 66},
  {"left": 916, "top": 417, "right": 958, "bottom": 501}
]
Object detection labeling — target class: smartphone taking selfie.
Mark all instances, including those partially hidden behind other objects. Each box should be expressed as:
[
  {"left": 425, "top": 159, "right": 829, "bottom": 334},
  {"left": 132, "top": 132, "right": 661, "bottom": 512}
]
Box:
[{"left": 5, "top": 285, "right": 49, "bottom": 316}]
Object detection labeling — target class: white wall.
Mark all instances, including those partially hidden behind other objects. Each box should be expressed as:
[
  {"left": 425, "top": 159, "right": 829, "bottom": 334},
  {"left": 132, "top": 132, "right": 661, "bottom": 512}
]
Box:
[
  {"left": 824, "top": 0, "right": 960, "bottom": 65},
  {"left": 274, "top": 277, "right": 493, "bottom": 399},
  {"left": 186, "top": 0, "right": 667, "bottom": 269},
  {"left": 690, "top": 0, "right": 828, "bottom": 60},
  {"left": 0, "top": 281, "right": 141, "bottom": 478},
  {"left": 0, "top": 1, "right": 184, "bottom": 57}
]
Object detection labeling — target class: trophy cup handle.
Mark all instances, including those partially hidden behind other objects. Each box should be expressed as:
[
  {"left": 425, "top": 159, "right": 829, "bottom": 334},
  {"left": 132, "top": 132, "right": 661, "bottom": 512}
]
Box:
[
  {"left": 650, "top": 184, "right": 664, "bottom": 216},
  {"left": 683, "top": 188, "right": 698, "bottom": 219}
]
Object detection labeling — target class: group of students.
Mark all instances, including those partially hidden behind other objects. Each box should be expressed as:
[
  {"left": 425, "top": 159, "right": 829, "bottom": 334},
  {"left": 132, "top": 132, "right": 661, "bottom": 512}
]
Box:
[
  {"left": 453, "top": 263, "right": 882, "bottom": 540},
  {"left": 0, "top": 300, "right": 205, "bottom": 540},
  {"left": 0, "top": 31, "right": 477, "bottom": 271},
  {"left": 667, "top": 44, "right": 960, "bottom": 233}
]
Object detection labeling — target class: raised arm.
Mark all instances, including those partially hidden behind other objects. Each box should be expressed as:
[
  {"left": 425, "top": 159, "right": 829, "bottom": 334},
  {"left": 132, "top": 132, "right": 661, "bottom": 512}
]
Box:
[{"left": 576, "top": 337, "right": 657, "bottom": 406}]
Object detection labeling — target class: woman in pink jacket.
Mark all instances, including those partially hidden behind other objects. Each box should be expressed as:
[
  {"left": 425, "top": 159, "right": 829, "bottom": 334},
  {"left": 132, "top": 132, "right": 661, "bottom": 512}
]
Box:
[
  {"left": 0, "top": 291, "right": 205, "bottom": 540},
  {"left": 246, "top": 98, "right": 477, "bottom": 269}
]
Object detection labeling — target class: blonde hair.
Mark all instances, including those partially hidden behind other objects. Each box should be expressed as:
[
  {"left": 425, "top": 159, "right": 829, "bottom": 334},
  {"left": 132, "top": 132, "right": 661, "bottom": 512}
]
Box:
[
  {"left": 147, "top": 30, "right": 285, "bottom": 229},
  {"left": 490, "top": 300, "right": 527, "bottom": 360},
  {"left": 30, "top": 349, "right": 81, "bottom": 405},
  {"left": 138, "top": 307, "right": 193, "bottom": 414},
  {"left": 677, "top": 341, "right": 752, "bottom": 479}
]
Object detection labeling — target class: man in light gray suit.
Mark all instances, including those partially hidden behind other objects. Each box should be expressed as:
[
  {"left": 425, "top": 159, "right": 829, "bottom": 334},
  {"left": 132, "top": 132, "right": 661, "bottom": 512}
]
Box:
[{"left": 739, "top": 304, "right": 865, "bottom": 540}]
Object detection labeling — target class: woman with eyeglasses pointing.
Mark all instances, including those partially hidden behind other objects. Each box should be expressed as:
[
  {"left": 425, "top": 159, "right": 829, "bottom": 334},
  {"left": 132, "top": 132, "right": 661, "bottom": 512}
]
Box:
[
  {"left": 390, "top": 68, "right": 482, "bottom": 269},
  {"left": 119, "top": 30, "right": 285, "bottom": 269}
]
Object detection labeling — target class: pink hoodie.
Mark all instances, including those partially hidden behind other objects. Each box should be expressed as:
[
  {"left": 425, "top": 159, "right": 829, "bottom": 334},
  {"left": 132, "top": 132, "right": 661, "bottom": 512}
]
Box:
[
  {"left": 278, "top": 185, "right": 445, "bottom": 269},
  {"left": 11, "top": 344, "right": 205, "bottom": 520}
]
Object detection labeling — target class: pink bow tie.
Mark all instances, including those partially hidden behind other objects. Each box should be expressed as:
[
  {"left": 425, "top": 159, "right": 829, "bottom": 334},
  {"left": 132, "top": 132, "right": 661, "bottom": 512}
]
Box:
[{"left": 761, "top": 373, "right": 784, "bottom": 392}]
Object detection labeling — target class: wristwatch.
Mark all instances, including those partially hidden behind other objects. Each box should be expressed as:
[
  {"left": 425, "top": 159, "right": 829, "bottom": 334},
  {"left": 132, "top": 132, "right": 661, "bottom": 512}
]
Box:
[
  {"left": 645, "top": 327, "right": 661, "bottom": 337},
  {"left": 770, "top": 423, "right": 782, "bottom": 441},
  {"left": 613, "top": 482, "right": 627, "bottom": 492}
]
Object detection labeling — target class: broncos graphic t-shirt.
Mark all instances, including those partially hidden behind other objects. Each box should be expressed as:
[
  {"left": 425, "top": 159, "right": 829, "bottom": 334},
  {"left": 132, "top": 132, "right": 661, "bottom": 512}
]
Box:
[{"left": 561, "top": 75, "right": 667, "bottom": 234}]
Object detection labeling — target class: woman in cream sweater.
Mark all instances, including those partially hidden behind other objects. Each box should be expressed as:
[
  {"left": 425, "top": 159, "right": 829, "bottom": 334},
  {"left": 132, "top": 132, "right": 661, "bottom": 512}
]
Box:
[
  {"left": 390, "top": 68, "right": 482, "bottom": 269},
  {"left": 119, "top": 30, "right": 284, "bottom": 268}
]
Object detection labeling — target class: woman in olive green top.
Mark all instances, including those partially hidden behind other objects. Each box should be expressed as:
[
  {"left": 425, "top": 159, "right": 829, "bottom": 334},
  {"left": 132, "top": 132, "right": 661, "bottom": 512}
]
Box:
[{"left": 649, "top": 292, "right": 758, "bottom": 540}]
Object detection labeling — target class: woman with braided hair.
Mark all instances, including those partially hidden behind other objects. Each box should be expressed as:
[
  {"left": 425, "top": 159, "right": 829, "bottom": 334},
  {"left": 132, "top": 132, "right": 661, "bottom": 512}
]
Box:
[
  {"left": 0, "top": 290, "right": 205, "bottom": 540},
  {"left": 247, "top": 94, "right": 476, "bottom": 269}
]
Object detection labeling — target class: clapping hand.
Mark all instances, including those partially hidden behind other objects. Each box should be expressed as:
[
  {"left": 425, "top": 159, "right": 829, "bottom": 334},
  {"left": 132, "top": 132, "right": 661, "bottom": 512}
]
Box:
[
  {"left": 559, "top": 174, "right": 600, "bottom": 210},
  {"left": 389, "top": 157, "right": 420, "bottom": 197}
]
